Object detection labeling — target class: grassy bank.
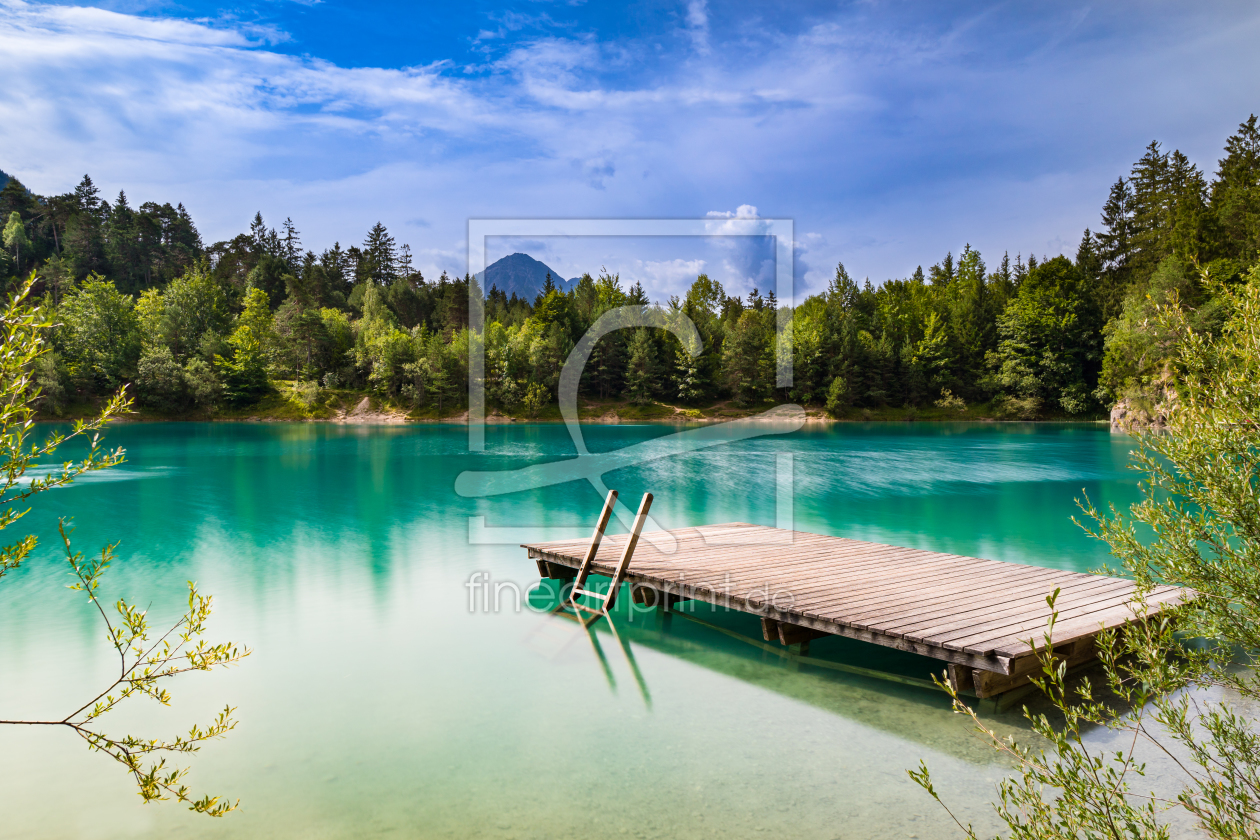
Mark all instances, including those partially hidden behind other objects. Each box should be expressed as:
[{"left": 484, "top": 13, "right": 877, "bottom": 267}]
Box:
[{"left": 40, "top": 383, "right": 1109, "bottom": 424}]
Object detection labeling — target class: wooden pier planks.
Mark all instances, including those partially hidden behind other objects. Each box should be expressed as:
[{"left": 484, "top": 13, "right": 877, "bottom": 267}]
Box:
[{"left": 523, "top": 523, "right": 1186, "bottom": 676}]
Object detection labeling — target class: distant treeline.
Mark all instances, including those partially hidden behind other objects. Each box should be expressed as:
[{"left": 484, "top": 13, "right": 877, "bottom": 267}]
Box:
[{"left": 2, "top": 114, "right": 1259, "bottom": 418}]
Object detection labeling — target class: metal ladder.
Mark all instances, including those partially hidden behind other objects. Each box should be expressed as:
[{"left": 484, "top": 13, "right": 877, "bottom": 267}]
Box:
[{"left": 567, "top": 489, "right": 653, "bottom": 618}]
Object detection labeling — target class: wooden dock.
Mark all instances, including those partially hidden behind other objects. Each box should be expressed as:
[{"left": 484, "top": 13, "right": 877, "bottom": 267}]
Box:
[{"left": 523, "top": 523, "right": 1186, "bottom": 699}]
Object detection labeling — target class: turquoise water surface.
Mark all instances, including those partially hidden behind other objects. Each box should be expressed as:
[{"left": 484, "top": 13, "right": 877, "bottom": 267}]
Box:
[{"left": 0, "top": 421, "right": 1142, "bottom": 839}]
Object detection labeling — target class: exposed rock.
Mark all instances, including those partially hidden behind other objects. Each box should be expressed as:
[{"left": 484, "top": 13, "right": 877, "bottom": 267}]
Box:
[
  {"left": 1111, "top": 391, "right": 1176, "bottom": 433},
  {"left": 331, "top": 396, "right": 408, "bottom": 425}
]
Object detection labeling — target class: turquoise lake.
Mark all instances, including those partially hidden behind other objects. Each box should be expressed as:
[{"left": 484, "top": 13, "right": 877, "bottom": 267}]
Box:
[{"left": 0, "top": 420, "right": 1145, "bottom": 839}]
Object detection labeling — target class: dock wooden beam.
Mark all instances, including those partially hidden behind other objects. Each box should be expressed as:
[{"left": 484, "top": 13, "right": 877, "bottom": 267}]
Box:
[
  {"left": 536, "top": 558, "right": 577, "bottom": 582},
  {"left": 630, "top": 583, "right": 689, "bottom": 610},
  {"left": 524, "top": 524, "right": 1186, "bottom": 693},
  {"left": 761, "top": 617, "right": 831, "bottom": 647}
]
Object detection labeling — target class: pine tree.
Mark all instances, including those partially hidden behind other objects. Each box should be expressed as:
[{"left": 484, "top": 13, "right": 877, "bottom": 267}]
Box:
[
  {"left": 320, "top": 243, "right": 351, "bottom": 289},
  {"left": 249, "top": 212, "right": 268, "bottom": 254},
  {"left": 1096, "top": 177, "right": 1136, "bottom": 277},
  {"left": 673, "top": 335, "right": 705, "bottom": 402},
  {"left": 398, "top": 243, "right": 415, "bottom": 279},
  {"left": 625, "top": 328, "right": 657, "bottom": 405},
  {"left": 363, "top": 222, "right": 397, "bottom": 285},
  {"left": 105, "top": 190, "right": 142, "bottom": 292},
  {"left": 1210, "top": 114, "right": 1260, "bottom": 263},
  {"left": 281, "top": 217, "right": 301, "bottom": 268},
  {"left": 64, "top": 175, "right": 107, "bottom": 277},
  {"left": 929, "top": 252, "right": 955, "bottom": 286},
  {"left": 1166, "top": 150, "right": 1210, "bottom": 261},
  {"left": 1075, "top": 229, "right": 1102, "bottom": 280},
  {"left": 72, "top": 175, "right": 104, "bottom": 222},
  {"left": 1127, "top": 141, "right": 1208, "bottom": 270}
]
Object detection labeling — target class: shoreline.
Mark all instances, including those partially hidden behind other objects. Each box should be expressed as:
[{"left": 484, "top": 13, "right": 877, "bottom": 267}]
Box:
[
  {"left": 57, "top": 411, "right": 1113, "bottom": 427},
  {"left": 37, "top": 390, "right": 1114, "bottom": 427}
]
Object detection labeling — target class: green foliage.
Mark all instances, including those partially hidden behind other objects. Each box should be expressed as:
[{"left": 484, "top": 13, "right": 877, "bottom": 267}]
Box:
[
  {"left": 985, "top": 256, "right": 1102, "bottom": 416},
  {"left": 533, "top": 289, "right": 572, "bottom": 330},
  {"left": 245, "top": 253, "right": 290, "bottom": 308},
  {"left": 934, "top": 388, "right": 966, "bottom": 413},
  {"left": 722, "top": 309, "right": 772, "bottom": 405},
  {"left": 824, "top": 374, "right": 850, "bottom": 418},
  {"left": 1095, "top": 257, "right": 1196, "bottom": 404},
  {"left": 31, "top": 351, "right": 67, "bottom": 416},
  {"left": 137, "top": 345, "right": 189, "bottom": 411},
  {"left": 182, "top": 357, "right": 223, "bottom": 410},
  {"left": 3, "top": 211, "right": 30, "bottom": 274},
  {"left": 215, "top": 325, "right": 271, "bottom": 405},
  {"left": 11, "top": 115, "right": 1260, "bottom": 417},
  {"left": 289, "top": 380, "right": 320, "bottom": 409},
  {"left": 914, "top": 268, "right": 1260, "bottom": 839},
  {"left": 143, "top": 263, "right": 232, "bottom": 359},
  {"left": 522, "top": 381, "right": 549, "bottom": 418},
  {"left": 625, "top": 328, "right": 658, "bottom": 405},
  {"left": 0, "top": 273, "right": 245, "bottom": 815}
]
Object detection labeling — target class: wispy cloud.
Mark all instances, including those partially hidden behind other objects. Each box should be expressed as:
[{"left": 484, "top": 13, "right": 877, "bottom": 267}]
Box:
[
  {"left": 685, "top": 0, "right": 710, "bottom": 55},
  {"left": 2, "top": 0, "right": 1259, "bottom": 296}
]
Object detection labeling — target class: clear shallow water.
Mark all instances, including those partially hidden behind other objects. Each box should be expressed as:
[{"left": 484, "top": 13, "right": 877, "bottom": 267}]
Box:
[{"left": 0, "top": 421, "right": 1141, "bottom": 840}]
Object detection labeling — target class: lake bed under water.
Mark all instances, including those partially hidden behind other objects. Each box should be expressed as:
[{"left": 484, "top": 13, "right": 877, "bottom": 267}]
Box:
[{"left": 0, "top": 421, "right": 1144, "bottom": 839}]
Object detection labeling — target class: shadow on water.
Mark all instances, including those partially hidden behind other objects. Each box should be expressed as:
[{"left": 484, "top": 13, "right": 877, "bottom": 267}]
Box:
[{"left": 527, "top": 577, "right": 1077, "bottom": 767}]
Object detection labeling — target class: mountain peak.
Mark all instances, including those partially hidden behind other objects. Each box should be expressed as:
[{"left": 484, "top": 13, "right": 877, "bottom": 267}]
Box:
[{"left": 476, "top": 252, "right": 577, "bottom": 300}]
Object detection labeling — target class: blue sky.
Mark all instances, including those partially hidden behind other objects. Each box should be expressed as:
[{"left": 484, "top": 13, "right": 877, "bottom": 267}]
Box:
[{"left": 2, "top": 0, "right": 1259, "bottom": 301}]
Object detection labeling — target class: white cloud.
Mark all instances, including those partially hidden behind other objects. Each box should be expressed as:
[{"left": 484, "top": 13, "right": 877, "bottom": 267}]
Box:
[
  {"left": 685, "top": 0, "right": 710, "bottom": 55},
  {"left": 705, "top": 204, "right": 758, "bottom": 219},
  {"left": 2, "top": 0, "right": 1259, "bottom": 292}
]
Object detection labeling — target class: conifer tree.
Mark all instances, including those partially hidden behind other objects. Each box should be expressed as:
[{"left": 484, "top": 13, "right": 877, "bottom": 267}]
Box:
[
  {"left": 249, "top": 212, "right": 268, "bottom": 255},
  {"left": 71, "top": 174, "right": 105, "bottom": 224},
  {"left": 625, "top": 328, "right": 657, "bottom": 405},
  {"left": 363, "top": 222, "right": 397, "bottom": 285},
  {"left": 281, "top": 217, "right": 301, "bottom": 268},
  {"left": 398, "top": 243, "right": 415, "bottom": 279},
  {"left": 1210, "top": 114, "right": 1260, "bottom": 263}
]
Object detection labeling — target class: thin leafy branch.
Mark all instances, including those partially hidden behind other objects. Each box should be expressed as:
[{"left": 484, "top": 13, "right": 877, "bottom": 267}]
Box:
[
  {"left": 0, "top": 271, "right": 248, "bottom": 816},
  {"left": 911, "top": 265, "right": 1260, "bottom": 839}
]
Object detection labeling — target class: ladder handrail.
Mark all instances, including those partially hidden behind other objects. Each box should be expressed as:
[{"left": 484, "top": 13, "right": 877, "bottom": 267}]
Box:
[
  {"left": 572, "top": 489, "right": 617, "bottom": 596},
  {"left": 601, "top": 492, "right": 653, "bottom": 612}
]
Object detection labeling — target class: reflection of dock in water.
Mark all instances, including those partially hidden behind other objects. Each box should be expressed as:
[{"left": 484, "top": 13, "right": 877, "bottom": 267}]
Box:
[
  {"left": 524, "top": 522, "right": 1186, "bottom": 708},
  {"left": 525, "top": 593, "right": 1053, "bottom": 762}
]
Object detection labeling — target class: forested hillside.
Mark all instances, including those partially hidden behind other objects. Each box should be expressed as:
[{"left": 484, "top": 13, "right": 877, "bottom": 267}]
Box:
[{"left": 2, "top": 115, "right": 1258, "bottom": 420}]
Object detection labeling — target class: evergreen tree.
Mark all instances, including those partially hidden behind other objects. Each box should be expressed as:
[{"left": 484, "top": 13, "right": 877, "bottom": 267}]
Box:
[
  {"left": 625, "top": 328, "right": 657, "bottom": 405},
  {"left": 320, "top": 242, "right": 352, "bottom": 290},
  {"left": 249, "top": 212, "right": 270, "bottom": 255},
  {"left": 1098, "top": 178, "right": 1136, "bottom": 268},
  {"left": 1074, "top": 228, "right": 1104, "bottom": 302},
  {"left": 1210, "top": 114, "right": 1260, "bottom": 264},
  {"left": 986, "top": 256, "right": 1102, "bottom": 416},
  {"left": 105, "top": 191, "right": 144, "bottom": 293},
  {"left": 363, "top": 222, "right": 397, "bottom": 285},
  {"left": 281, "top": 217, "right": 301, "bottom": 268},
  {"left": 398, "top": 243, "right": 415, "bottom": 279},
  {"left": 928, "top": 252, "right": 955, "bottom": 286}
]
